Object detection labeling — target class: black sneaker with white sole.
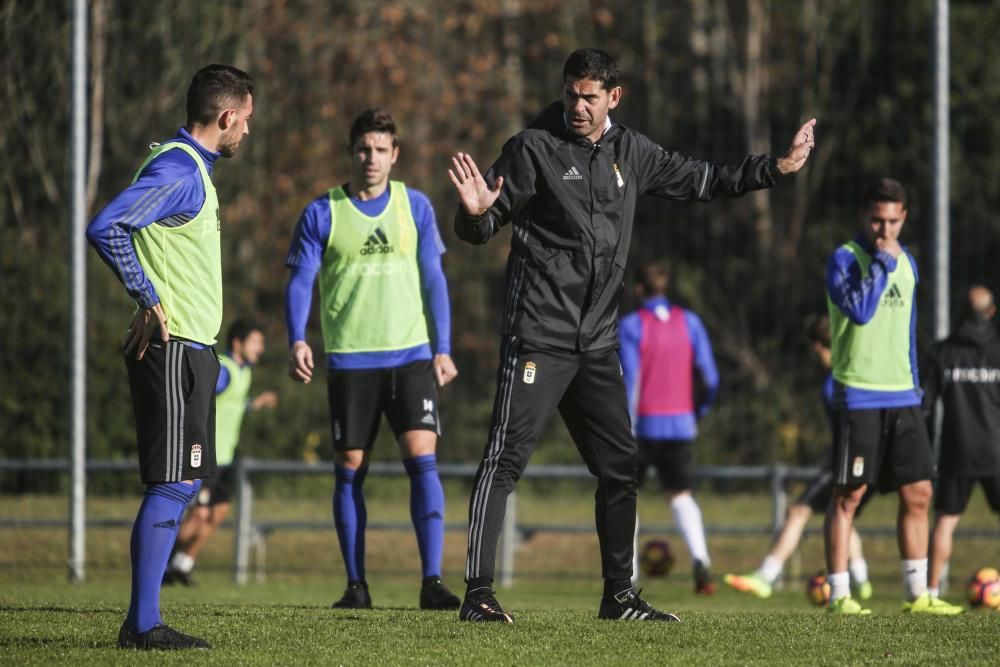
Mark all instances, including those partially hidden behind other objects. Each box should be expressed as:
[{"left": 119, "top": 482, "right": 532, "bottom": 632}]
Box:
[
  {"left": 117, "top": 622, "right": 211, "bottom": 650},
  {"left": 459, "top": 587, "right": 515, "bottom": 623},
  {"left": 420, "top": 577, "right": 461, "bottom": 610},
  {"left": 331, "top": 581, "right": 372, "bottom": 609},
  {"left": 598, "top": 588, "right": 681, "bottom": 622}
]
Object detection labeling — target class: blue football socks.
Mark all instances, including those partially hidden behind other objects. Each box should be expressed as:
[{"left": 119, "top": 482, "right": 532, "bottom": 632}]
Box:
[
  {"left": 404, "top": 454, "right": 446, "bottom": 579},
  {"left": 125, "top": 480, "right": 200, "bottom": 633},
  {"left": 333, "top": 465, "right": 368, "bottom": 583}
]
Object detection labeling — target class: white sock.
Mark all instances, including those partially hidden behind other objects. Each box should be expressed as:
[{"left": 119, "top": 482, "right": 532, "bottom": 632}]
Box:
[
  {"left": 171, "top": 552, "right": 195, "bottom": 573},
  {"left": 902, "top": 558, "right": 928, "bottom": 601},
  {"left": 928, "top": 586, "right": 940, "bottom": 598},
  {"left": 848, "top": 557, "right": 869, "bottom": 584},
  {"left": 758, "top": 555, "right": 783, "bottom": 584},
  {"left": 631, "top": 514, "right": 640, "bottom": 585},
  {"left": 670, "top": 494, "right": 710, "bottom": 566},
  {"left": 828, "top": 571, "right": 851, "bottom": 601}
]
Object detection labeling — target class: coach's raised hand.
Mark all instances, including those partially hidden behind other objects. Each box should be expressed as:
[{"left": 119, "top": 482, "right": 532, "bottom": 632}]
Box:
[
  {"left": 124, "top": 302, "right": 169, "bottom": 360},
  {"left": 776, "top": 118, "right": 817, "bottom": 175},
  {"left": 448, "top": 152, "right": 504, "bottom": 217}
]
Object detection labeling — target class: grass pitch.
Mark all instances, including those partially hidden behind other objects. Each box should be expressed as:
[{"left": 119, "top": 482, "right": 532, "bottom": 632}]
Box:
[
  {"left": 2, "top": 575, "right": 998, "bottom": 666},
  {"left": 2, "top": 486, "right": 998, "bottom": 664}
]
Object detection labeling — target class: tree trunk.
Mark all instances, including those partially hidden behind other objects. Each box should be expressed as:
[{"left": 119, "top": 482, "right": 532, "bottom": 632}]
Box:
[
  {"left": 745, "top": 0, "right": 772, "bottom": 257},
  {"left": 86, "top": 0, "right": 108, "bottom": 213}
]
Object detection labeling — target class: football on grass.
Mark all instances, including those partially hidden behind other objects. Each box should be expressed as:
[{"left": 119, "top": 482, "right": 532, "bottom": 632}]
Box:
[
  {"left": 966, "top": 567, "right": 1000, "bottom": 609},
  {"left": 639, "top": 539, "right": 675, "bottom": 578},
  {"left": 806, "top": 572, "right": 831, "bottom": 606}
]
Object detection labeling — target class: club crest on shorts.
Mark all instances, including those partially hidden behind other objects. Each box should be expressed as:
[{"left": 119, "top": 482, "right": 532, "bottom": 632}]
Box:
[
  {"left": 852, "top": 456, "right": 864, "bottom": 477},
  {"left": 191, "top": 444, "right": 203, "bottom": 468},
  {"left": 523, "top": 361, "right": 536, "bottom": 384}
]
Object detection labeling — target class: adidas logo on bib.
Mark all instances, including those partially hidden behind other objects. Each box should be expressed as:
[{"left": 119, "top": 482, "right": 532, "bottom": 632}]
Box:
[
  {"left": 360, "top": 227, "right": 393, "bottom": 255},
  {"left": 562, "top": 166, "right": 583, "bottom": 181},
  {"left": 882, "top": 283, "right": 905, "bottom": 308}
]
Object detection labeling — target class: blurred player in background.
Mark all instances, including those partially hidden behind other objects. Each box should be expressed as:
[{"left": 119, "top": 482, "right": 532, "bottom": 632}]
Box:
[
  {"left": 164, "top": 319, "right": 278, "bottom": 586},
  {"left": 822, "top": 178, "right": 962, "bottom": 615},
  {"left": 285, "top": 108, "right": 461, "bottom": 610},
  {"left": 449, "top": 47, "right": 815, "bottom": 623},
  {"left": 923, "top": 286, "right": 1000, "bottom": 600},
  {"left": 725, "top": 314, "right": 873, "bottom": 600},
  {"left": 619, "top": 261, "right": 719, "bottom": 594},
  {"left": 86, "top": 64, "right": 255, "bottom": 649}
]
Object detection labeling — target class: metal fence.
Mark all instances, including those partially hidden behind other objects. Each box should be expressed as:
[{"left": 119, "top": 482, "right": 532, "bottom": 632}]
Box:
[
  {"left": 228, "top": 457, "right": 817, "bottom": 587},
  {"left": 3, "top": 458, "right": 997, "bottom": 586}
]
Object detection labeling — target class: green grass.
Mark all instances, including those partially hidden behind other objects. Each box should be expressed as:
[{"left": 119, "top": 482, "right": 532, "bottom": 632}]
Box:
[
  {"left": 1, "top": 576, "right": 999, "bottom": 665},
  {"left": 1, "top": 487, "right": 999, "bottom": 664}
]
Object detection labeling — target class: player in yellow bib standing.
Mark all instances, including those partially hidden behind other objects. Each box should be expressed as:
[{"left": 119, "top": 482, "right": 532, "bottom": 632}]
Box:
[
  {"left": 285, "top": 109, "right": 461, "bottom": 610},
  {"left": 823, "top": 178, "right": 962, "bottom": 615},
  {"left": 165, "top": 319, "right": 278, "bottom": 586},
  {"left": 86, "top": 65, "right": 255, "bottom": 648}
]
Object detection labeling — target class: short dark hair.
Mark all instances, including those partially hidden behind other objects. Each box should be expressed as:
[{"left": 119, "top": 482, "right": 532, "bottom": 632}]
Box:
[
  {"left": 186, "top": 64, "right": 254, "bottom": 127},
  {"left": 349, "top": 108, "right": 398, "bottom": 148},
  {"left": 226, "top": 318, "right": 262, "bottom": 348},
  {"left": 860, "top": 177, "right": 907, "bottom": 211},
  {"left": 563, "top": 48, "right": 619, "bottom": 90},
  {"left": 635, "top": 261, "right": 670, "bottom": 296},
  {"left": 802, "top": 313, "right": 831, "bottom": 348},
  {"left": 961, "top": 285, "right": 995, "bottom": 322}
]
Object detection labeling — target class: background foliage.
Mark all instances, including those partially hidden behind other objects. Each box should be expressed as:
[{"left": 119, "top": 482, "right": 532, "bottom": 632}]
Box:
[{"left": 3, "top": 1, "right": 1000, "bottom": 487}]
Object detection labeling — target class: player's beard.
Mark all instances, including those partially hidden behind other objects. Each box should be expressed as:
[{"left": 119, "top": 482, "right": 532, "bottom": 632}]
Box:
[{"left": 217, "top": 127, "right": 243, "bottom": 158}]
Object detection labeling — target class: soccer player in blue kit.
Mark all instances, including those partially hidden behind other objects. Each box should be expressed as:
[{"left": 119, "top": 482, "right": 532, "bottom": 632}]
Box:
[
  {"left": 87, "top": 64, "right": 254, "bottom": 649},
  {"left": 285, "top": 108, "right": 461, "bottom": 610}
]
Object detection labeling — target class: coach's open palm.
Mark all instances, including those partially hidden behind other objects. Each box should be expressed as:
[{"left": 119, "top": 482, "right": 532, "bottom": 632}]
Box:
[
  {"left": 776, "top": 118, "right": 817, "bottom": 175},
  {"left": 448, "top": 152, "right": 504, "bottom": 217}
]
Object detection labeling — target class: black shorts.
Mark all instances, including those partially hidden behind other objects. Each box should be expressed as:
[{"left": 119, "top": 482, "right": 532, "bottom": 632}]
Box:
[
  {"left": 125, "top": 340, "right": 219, "bottom": 484},
  {"left": 194, "top": 465, "right": 233, "bottom": 507},
  {"left": 831, "top": 405, "right": 935, "bottom": 493},
  {"left": 326, "top": 359, "right": 440, "bottom": 452},
  {"left": 637, "top": 439, "right": 695, "bottom": 492},
  {"left": 796, "top": 468, "right": 876, "bottom": 516},
  {"left": 934, "top": 474, "right": 1000, "bottom": 515}
]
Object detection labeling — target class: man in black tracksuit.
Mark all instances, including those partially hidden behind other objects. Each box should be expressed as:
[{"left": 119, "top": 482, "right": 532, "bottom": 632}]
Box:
[
  {"left": 448, "top": 48, "right": 816, "bottom": 623},
  {"left": 923, "top": 285, "right": 1000, "bottom": 599}
]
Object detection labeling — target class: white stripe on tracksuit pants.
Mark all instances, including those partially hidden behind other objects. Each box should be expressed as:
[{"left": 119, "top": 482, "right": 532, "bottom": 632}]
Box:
[
  {"left": 164, "top": 342, "right": 186, "bottom": 482},
  {"left": 465, "top": 337, "right": 640, "bottom": 583}
]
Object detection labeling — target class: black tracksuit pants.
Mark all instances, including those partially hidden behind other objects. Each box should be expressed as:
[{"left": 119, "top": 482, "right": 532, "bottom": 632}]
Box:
[{"left": 466, "top": 336, "right": 639, "bottom": 583}]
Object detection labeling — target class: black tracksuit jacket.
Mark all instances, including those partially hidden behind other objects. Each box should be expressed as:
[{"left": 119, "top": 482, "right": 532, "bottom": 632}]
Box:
[
  {"left": 923, "top": 318, "right": 1000, "bottom": 476},
  {"left": 455, "top": 101, "right": 781, "bottom": 351}
]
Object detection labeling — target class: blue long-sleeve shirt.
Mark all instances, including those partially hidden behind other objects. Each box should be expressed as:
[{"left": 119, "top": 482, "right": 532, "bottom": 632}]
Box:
[
  {"left": 825, "top": 235, "right": 921, "bottom": 409},
  {"left": 821, "top": 371, "right": 835, "bottom": 418},
  {"left": 618, "top": 296, "right": 720, "bottom": 441},
  {"left": 284, "top": 183, "right": 450, "bottom": 369},
  {"left": 86, "top": 128, "right": 219, "bottom": 311}
]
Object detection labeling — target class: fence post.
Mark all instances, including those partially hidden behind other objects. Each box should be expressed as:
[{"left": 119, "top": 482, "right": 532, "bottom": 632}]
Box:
[
  {"left": 233, "top": 457, "right": 253, "bottom": 585},
  {"left": 498, "top": 490, "right": 517, "bottom": 588},
  {"left": 769, "top": 463, "right": 787, "bottom": 588}
]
